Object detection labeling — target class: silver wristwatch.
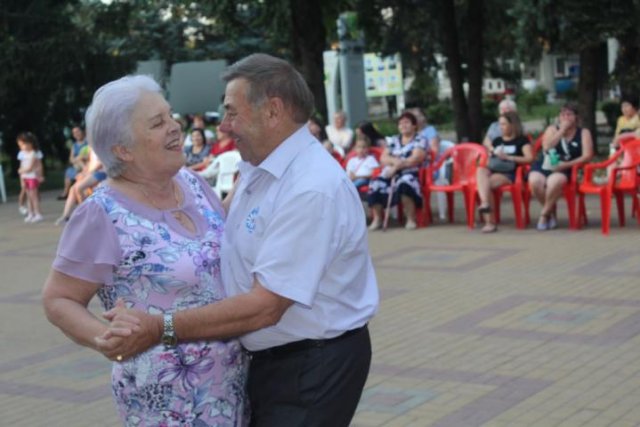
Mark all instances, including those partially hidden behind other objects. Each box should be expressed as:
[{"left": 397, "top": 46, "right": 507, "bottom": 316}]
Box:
[{"left": 162, "top": 313, "right": 178, "bottom": 347}]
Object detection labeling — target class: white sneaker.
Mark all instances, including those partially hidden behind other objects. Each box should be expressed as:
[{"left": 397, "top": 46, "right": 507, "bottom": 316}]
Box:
[
  {"left": 19, "top": 206, "right": 28, "bottom": 215},
  {"left": 405, "top": 219, "right": 417, "bottom": 230},
  {"left": 368, "top": 219, "right": 382, "bottom": 231},
  {"left": 30, "top": 214, "right": 43, "bottom": 223},
  {"left": 24, "top": 214, "right": 34, "bottom": 223}
]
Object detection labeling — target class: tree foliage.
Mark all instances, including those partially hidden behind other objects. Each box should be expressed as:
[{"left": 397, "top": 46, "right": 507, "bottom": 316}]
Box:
[{"left": 0, "top": 1, "right": 134, "bottom": 171}]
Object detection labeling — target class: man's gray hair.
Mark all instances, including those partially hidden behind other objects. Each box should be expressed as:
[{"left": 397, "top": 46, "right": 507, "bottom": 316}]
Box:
[
  {"left": 498, "top": 98, "right": 517, "bottom": 113},
  {"left": 85, "top": 75, "right": 162, "bottom": 178},
  {"left": 222, "top": 53, "right": 314, "bottom": 124}
]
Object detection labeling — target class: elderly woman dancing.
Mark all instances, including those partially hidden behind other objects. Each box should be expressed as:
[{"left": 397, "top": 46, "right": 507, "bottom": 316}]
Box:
[{"left": 42, "top": 75, "right": 249, "bottom": 425}]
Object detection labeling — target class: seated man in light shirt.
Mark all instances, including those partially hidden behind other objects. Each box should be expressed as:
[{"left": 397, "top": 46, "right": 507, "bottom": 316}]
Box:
[{"left": 484, "top": 98, "right": 518, "bottom": 145}]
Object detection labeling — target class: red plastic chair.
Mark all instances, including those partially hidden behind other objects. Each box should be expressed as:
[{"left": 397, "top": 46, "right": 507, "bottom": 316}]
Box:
[
  {"left": 522, "top": 135, "right": 583, "bottom": 229},
  {"left": 576, "top": 139, "right": 640, "bottom": 235},
  {"left": 421, "top": 143, "right": 487, "bottom": 229},
  {"left": 491, "top": 165, "right": 527, "bottom": 228}
]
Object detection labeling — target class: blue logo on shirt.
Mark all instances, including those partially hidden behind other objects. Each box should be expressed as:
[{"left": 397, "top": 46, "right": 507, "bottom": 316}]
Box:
[{"left": 245, "top": 207, "right": 260, "bottom": 234}]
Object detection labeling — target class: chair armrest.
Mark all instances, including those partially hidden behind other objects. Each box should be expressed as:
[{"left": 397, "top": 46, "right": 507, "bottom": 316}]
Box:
[{"left": 370, "top": 167, "right": 382, "bottom": 179}]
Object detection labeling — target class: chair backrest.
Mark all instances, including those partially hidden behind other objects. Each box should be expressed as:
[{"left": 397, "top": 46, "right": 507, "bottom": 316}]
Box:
[
  {"left": 531, "top": 134, "right": 544, "bottom": 157},
  {"left": 447, "top": 143, "right": 487, "bottom": 185},
  {"left": 618, "top": 139, "right": 640, "bottom": 185},
  {"left": 212, "top": 150, "right": 241, "bottom": 197},
  {"left": 619, "top": 133, "right": 638, "bottom": 148},
  {"left": 369, "top": 146, "right": 384, "bottom": 161}
]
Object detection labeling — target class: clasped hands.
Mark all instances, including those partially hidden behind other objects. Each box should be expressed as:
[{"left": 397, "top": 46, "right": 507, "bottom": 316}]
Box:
[{"left": 94, "top": 299, "right": 162, "bottom": 362}]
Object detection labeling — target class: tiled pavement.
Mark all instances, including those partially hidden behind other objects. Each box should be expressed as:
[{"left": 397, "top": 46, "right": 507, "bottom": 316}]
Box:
[{"left": 1, "top": 190, "right": 639, "bottom": 426}]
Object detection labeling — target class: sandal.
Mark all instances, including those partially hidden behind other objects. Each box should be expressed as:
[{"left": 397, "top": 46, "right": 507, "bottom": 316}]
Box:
[
  {"left": 537, "top": 214, "right": 549, "bottom": 231},
  {"left": 481, "top": 223, "right": 498, "bottom": 233}
]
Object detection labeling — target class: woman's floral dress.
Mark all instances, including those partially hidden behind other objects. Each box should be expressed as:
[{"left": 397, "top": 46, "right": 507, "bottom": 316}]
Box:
[
  {"left": 366, "top": 134, "right": 428, "bottom": 208},
  {"left": 53, "top": 168, "right": 249, "bottom": 426}
]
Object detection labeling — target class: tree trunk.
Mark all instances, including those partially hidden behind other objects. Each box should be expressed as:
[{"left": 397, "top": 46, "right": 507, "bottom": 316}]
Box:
[
  {"left": 289, "top": 0, "right": 328, "bottom": 120},
  {"left": 440, "top": 0, "right": 470, "bottom": 141},
  {"left": 466, "top": 0, "right": 484, "bottom": 142},
  {"left": 577, "top": 45, "right": 600, "bottom": 155}
]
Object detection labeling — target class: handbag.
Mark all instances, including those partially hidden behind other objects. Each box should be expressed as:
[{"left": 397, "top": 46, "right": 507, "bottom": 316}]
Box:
[{"left": 488, "top": 156, "right": 516, "bottom": 173}]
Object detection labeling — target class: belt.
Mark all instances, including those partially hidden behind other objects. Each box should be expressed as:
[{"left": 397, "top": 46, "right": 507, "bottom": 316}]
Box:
[{"left": 248, "top": 324, "right": 367, "bottom": 359}]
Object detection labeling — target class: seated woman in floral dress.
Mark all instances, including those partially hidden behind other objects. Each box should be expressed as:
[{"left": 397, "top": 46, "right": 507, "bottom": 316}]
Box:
[
  {"left": 367, "top": 111, "right": 427, "bottom": 230},
  {"left": 42, "top": 75, "right": 249, "bottom": 426}
]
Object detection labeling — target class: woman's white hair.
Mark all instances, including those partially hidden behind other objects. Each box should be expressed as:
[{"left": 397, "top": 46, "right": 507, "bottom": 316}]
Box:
[{"left": 85, "top": 75, "right": 162, "bottom": 178}]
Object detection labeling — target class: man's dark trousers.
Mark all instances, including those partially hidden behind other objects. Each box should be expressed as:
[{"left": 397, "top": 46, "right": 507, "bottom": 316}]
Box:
[{"left": 248, "top": 325, "right": 371, "bottom": 427}]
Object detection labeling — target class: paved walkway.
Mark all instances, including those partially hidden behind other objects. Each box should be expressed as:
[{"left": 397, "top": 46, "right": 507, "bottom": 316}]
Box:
[{"left": 1, "top": 190, "right": 639, "bottom": 426}]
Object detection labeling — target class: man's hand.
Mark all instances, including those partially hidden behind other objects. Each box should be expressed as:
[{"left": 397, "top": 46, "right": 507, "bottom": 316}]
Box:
[{"left": 94, "top": 301, "right": 162, "bottom": 362}]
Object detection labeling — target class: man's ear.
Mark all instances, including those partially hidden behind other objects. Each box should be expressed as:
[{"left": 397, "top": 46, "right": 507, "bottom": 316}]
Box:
[
  {"left": 264, "top": 97, "right": 285, "bottom": 128},
  {"left": 112, "top": 144, "right": 134, "bottom": 163}
]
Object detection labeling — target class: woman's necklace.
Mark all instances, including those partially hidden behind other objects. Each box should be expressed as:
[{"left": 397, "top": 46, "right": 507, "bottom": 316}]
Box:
[
  {"left": 136, "top": 179, "right": 180, "bottom": 210},
  {"left": 121, "top": 177, "right": 195, "bottom": 232}
]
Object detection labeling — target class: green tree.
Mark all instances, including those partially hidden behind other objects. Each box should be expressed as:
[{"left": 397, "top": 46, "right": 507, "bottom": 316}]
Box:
[
  {"left": 357, "top": 0, "right": 517, "bottom": 142},
  {"left": 0, "top": 1, "right": 134, "bottom": 173},
  {"left": 510, "top": 0, "right": 637, "bottom": 152}
]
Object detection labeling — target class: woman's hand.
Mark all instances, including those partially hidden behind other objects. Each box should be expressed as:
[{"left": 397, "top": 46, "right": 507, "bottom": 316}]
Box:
[
  {"left": 495, "top": 150, "right": 509, "bottom": 160},
  {"left": 94, "top": 300, "right": 162, "bottom": 361}
]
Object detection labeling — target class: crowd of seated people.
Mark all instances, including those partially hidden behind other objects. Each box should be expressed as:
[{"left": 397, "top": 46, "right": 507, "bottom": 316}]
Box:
[
  {"left": 51, "top": 113, "right": 242, "bottom": 226},
  {"left": 313, "top": 94, "right": 640, "bottom": 234}
]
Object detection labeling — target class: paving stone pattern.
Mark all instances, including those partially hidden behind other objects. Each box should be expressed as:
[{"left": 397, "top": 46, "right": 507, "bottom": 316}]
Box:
[{"left": 1, "top": 190, "right": 639, "bottom": 426}]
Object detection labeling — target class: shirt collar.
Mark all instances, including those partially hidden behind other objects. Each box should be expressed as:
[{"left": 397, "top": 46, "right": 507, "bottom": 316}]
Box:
[
  {"left": 236, "top": 125, "right": 315, "bottom": 179},
  {"left": 258, "top": 125, "right": 314, "bottom": 179}
]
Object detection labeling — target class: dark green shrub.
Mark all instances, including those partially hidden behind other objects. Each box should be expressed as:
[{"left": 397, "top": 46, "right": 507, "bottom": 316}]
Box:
[
  {"left": 517, "top": 87, "right": 548, "bottom": 113},
  {"left": 426, "top": 102, "right": 453, "bottom": 125}
]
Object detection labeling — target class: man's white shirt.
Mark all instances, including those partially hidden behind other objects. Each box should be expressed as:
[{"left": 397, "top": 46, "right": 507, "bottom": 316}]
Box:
[{"left": 221, "top": 125, "right": 379, "bottom": 351}]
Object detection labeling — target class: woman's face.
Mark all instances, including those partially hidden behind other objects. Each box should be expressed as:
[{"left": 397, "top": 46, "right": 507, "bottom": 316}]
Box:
[
  {"left": 128, "top": 91, "right": 184, "bottom": 175},
  {"left": 398, "top": 117, "right": 416, "bottom": 136},
  {"left": 499, "top": 116, "right": 512, "bottom": 137},
  {"left": 621, "top": 101, "right": 636, "bottom": 118},
  {"left": 191, "top": 130, "right": 204, "bottom": 147},
  {"left": 559, "top": 108, "right": 577, "bottom": 127},
  {"left": 354, "top": 139, "right": 368, "bottom": 157}
]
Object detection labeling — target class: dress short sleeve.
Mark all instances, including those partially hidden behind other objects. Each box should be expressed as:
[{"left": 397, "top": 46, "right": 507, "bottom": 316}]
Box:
[{"left": 52, "top": 200, "right": 121, "bottom": 285}]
